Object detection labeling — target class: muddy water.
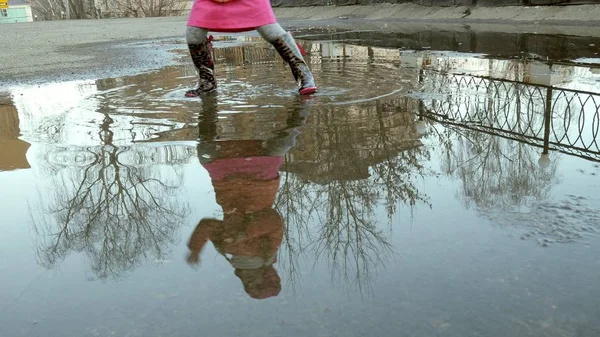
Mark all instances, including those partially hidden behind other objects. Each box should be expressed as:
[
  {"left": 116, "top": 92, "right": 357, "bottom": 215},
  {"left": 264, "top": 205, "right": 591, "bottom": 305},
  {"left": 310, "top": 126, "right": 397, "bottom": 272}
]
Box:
[{"left": 1, "top": 36, "right": 600, "bottom": 337}]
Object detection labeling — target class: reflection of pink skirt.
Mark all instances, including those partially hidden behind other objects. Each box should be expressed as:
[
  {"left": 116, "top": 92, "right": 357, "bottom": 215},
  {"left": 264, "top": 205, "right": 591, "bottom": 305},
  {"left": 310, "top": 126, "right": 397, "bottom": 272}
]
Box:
[
  {"left": 203, "top": 156, "right": 284, "bottom": 181},
  {"left": 187, "top": 0, "right": 277, "bottom": 32}
]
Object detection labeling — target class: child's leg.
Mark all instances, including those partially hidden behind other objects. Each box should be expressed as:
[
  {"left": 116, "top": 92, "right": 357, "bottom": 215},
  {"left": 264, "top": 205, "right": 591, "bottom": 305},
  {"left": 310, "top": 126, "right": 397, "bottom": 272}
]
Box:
[
  {"left": 257, "top": 23, "right": 317, "bottom": 95},
  {"left": 256, "top": 23, "right": 287, "bottom": 42},
  {"left": 186, "top": 26, "right": 209, "bottom": 44},
  {"left": 185, "top": 26, "right": 216, "bottom": 97}
]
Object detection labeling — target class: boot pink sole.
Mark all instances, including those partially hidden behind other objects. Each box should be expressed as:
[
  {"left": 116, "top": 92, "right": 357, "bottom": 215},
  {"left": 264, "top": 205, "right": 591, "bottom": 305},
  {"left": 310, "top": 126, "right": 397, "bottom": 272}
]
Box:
[{"left": 299, "top": 87, "right": 317, "bottom": 95}]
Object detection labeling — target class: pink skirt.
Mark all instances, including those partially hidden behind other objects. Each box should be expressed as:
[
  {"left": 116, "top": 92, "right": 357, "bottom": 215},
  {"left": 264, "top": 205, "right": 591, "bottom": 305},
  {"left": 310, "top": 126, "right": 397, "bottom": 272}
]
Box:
[{"left": 187, "top": 0, "right": 277, "bottom": 32}]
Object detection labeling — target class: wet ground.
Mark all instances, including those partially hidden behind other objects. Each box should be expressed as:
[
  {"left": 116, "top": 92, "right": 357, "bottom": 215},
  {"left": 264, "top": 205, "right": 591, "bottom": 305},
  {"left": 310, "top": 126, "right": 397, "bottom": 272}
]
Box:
[{"left": 1, "top": 32, "right": 600, "bottom": 337}]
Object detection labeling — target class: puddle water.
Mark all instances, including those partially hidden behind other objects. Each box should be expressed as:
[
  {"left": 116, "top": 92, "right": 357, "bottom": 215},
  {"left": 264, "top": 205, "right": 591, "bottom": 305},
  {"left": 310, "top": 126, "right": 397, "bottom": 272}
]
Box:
[{"left": 1, "top": 35, "right": 600, "bottom": 337}]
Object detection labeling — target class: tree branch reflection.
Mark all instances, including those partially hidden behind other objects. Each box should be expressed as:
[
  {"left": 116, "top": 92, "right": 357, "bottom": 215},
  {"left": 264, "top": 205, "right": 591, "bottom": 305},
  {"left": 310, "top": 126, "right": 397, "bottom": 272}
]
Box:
[
  {"left": 276, "top": 98, "right": 431, "bottom": 291},
  {"left": 33, "top": 106, "right": 191, "bottom": 280}
]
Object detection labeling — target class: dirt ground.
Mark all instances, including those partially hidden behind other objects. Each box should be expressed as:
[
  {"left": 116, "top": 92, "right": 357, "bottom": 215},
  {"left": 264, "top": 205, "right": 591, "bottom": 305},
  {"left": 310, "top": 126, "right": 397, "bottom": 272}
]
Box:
[{"left": 2, "top": 3, "right": 600, "bottom": 89}]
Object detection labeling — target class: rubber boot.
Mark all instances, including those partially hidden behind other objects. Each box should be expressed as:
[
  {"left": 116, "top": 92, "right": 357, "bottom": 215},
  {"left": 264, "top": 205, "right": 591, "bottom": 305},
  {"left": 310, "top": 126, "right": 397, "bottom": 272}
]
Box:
[
  {"left": 186, "top": 36, "right": 216, "bottom": 97},
  {"left": 271, "top": 33, "right": 317, "bottom": 95}
]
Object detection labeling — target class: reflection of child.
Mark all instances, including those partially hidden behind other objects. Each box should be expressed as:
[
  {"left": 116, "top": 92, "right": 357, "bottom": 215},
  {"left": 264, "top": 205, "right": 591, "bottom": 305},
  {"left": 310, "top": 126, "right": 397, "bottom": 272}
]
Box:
[
  {"left": 184, "top": 0, "right": 317, "bottom": 97},
  {"left": 187, "top": 97, "right": 307, "bottom": 299},
  {"left": 187, "top": 143, "right": 285, "bottom": 299}
]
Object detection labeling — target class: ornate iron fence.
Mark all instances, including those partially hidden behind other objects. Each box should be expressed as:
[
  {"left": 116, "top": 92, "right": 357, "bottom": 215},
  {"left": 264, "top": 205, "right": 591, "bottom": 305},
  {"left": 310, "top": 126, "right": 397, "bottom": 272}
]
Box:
[{"left": 418, "top": 70, "right": 600, "bottom": 162}]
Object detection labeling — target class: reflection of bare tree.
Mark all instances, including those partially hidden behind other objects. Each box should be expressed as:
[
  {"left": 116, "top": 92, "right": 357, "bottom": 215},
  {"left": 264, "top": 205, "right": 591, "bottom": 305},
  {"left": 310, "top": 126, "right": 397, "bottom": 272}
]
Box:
[
  {"left": 312, "top": 178, "right": 394, "bottom": 290},
  {"left": 417, "top": 71, "right": 560, "bottom": 210},
  {"left": 429, "top": 122, "right": 556, "bottom": 210},
  {"left": 276, "top": 100, "right": 431, "bottom": 290},
  {"left": 372, "top": 104, "right": 431, "bottom": 218},
  {"left": 33, "top": 108, "right": 190, "bottom": 280}
]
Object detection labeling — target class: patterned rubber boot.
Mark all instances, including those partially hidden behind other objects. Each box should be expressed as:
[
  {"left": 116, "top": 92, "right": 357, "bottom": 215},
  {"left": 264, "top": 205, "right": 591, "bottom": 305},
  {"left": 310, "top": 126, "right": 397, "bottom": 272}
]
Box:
[
  {"left": 185, "top": 36, "right": 216, "bottom": 97},
  {"left": 271, "top": 33, "right": 317, "bottom": 95}
]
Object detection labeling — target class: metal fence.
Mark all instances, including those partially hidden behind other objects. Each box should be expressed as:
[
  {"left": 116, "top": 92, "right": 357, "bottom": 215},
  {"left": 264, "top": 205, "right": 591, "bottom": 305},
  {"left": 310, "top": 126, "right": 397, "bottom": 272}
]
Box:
[{"left": 418, "top": 71, "right": 600, "bottom": 162}]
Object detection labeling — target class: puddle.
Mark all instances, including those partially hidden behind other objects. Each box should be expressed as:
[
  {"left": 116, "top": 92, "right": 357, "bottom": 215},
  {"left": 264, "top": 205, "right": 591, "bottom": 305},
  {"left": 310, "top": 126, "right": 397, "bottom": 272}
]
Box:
[
  {"left": 293, "top": 28, "right": 600, "bottom": 64},
  {"left": 1, "top": 35, "right": 600, "bottom": 337}
]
